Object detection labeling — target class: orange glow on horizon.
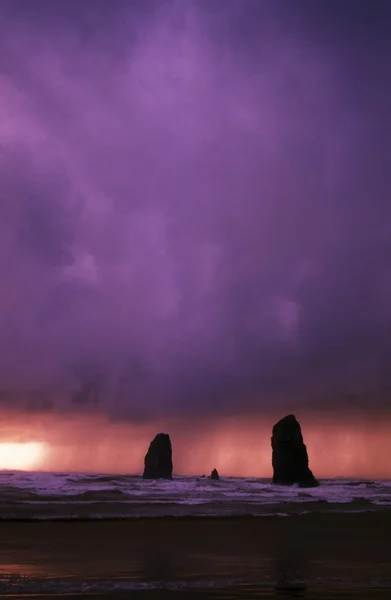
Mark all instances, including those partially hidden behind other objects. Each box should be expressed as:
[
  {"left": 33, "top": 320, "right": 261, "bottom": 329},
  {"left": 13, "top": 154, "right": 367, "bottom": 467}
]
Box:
[
  {"left": 0, "top": 409, "right": 390, "bottom": 478},
  {"left": 0, "top": 442, "right": 46, "bottom": 470}
]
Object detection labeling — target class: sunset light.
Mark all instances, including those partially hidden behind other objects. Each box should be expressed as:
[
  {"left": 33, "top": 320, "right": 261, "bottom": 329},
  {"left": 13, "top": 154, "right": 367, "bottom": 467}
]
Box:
[
  {"left": 0, "top": 0, "right": 389, "bottom": 594},
  {"left": 0, "top": 442, "right": 45, "bottom": 471}
]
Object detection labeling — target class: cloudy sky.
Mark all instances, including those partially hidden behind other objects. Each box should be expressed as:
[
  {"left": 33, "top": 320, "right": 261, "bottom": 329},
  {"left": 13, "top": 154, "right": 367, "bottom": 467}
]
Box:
[{"left": 1, "top": 0, "right": 390, "bottom": 421}]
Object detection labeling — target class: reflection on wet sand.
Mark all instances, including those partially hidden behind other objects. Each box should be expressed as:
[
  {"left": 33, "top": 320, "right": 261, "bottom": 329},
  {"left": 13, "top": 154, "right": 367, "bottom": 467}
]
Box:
[
  {"left": 273, "top": 527, "right": 309, "bottom": 597},
  {"left": 0, "top": 514, "right": 390, "bottom": 598},
  {"left": 275, "top": 557, "right": 307, "bottom": 597}
]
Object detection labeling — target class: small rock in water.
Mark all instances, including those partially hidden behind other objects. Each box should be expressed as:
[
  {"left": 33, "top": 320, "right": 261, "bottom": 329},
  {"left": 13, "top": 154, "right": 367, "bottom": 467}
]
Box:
[
  {"left": 143, "top": 433, "right": 173, "bottom": 479},
  {"left": 271, "top": 414, "right": 318, "bottom": 487},
  {"left": 210, "top": 468, "right": 219, "bottom": 480}
]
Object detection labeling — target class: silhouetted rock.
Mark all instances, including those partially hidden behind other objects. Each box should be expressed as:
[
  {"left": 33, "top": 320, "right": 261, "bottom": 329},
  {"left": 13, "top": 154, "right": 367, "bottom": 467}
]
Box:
[
  {"left": 143, "top": 433, "right": 173, "bottom": 479},
  {"left": 210, "top": 468, "right": 219, "bottom": 480},
  {"left": 271, "top": 414, "right": 319, "bottom": 487}
]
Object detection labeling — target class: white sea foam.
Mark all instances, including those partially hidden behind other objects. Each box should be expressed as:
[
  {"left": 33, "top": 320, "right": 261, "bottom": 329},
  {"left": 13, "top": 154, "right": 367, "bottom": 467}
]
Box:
[{"left": 0, "top": 470, "right": 390, "bottom": 518}]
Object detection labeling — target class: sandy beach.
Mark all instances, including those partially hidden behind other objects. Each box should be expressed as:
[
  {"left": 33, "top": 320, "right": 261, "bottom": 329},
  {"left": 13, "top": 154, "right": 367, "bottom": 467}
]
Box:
[{"left": 0, "top": 511, "right": 390, "bottom": 598}]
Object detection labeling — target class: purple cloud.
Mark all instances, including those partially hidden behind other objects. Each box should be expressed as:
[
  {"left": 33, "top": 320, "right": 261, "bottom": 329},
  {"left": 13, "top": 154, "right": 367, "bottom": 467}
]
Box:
[{"left": 0, "top": 0, "right": 390, "bottom": 418}]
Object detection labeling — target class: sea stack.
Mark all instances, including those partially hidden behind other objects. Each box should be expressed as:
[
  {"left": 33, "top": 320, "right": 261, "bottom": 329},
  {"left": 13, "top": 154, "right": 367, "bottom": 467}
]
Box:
[
  {"left": 271, "top": 414, "right": 319, "bottom": 487},
  {"left": 210, "top": 468, "right": 219, "bottom": 480},
  {"left": 143, "top": 433, "right": 173, "bottom": 479}
]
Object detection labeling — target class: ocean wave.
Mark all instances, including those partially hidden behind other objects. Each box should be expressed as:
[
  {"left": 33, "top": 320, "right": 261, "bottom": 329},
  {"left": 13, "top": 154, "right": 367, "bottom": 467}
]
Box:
[
  {"left": 0, "top": 471, "right": 390, "bottom": 520},
  {"left": 1, "top": 572, "right": 391, "bottom": 595},
  {"left": 0, "top": 574, "right": 242, "bottom": 595}
]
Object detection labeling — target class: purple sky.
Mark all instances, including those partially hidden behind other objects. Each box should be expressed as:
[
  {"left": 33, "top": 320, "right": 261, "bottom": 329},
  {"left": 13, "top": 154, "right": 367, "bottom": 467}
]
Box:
[{"left": 0, "top": 0, "right": 391, "bottom": 419}]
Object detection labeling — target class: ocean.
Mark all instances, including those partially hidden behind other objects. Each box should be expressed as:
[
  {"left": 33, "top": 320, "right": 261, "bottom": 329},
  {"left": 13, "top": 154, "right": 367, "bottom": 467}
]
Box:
[
  {"left": 1, "top": 471, "right": 391, "bottom": 519},
  {"left": 0, "top": 471, "right": 391, "bottom": 598}
]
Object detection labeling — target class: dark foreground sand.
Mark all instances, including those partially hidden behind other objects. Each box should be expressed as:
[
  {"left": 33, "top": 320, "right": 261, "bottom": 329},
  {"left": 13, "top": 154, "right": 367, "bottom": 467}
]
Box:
[{"left": 0, "top": 511, "right": 390, "bottom": 599}]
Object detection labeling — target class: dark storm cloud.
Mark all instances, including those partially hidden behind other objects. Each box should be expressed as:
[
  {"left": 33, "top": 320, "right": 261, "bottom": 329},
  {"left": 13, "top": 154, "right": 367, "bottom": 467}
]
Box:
[{"left": 0, "top": 0, "right": 390, "bottom": 416}]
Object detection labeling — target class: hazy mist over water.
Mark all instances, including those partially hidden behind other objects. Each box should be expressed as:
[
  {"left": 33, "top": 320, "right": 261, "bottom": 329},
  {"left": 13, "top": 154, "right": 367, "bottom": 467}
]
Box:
[{"left": 0, "top": 410, "right": 389, "bottom": 478}]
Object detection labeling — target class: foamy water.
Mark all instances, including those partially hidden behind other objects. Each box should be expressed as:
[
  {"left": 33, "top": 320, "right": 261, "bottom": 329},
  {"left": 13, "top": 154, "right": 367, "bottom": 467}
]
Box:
[{"left": 0, "top": 470, "right": 390, "bottom": 519}]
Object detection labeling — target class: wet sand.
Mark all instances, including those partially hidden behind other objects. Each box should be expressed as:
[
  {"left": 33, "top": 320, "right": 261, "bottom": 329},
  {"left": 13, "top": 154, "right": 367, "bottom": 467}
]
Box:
[{"left": 0, "top": 511, "right": 390, "bottom": 598}]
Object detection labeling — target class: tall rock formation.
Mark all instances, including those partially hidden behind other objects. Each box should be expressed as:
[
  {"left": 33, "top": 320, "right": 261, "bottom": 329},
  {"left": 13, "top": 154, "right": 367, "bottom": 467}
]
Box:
[
  {"left": 143, "top": 433, "right": 173, "bottom": 479},
  {"left": 271, "top": 414, "right": 319, "bottom": 487},
  {"left": 210, "top": 468, "right": 219, "bottom": 480}
]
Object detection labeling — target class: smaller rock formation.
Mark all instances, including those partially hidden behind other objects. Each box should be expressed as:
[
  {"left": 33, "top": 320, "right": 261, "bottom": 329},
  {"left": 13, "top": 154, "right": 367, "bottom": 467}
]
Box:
[
  {"left": 271, "top": 414, "right": 318, "bottom": 487},
  {"left": 210, "top": 468, "right": 219, "bottom": 480},
  {"left": 143, "top": 433, "right": 173, "bottom": 479}
]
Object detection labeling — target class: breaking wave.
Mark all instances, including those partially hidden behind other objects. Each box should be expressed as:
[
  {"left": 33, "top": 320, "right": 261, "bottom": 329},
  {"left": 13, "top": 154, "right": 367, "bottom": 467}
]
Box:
[{"left": 0, "top": 471, "right": 390, "bottom": 520}]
